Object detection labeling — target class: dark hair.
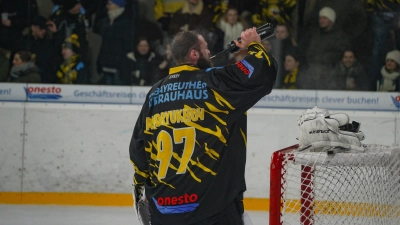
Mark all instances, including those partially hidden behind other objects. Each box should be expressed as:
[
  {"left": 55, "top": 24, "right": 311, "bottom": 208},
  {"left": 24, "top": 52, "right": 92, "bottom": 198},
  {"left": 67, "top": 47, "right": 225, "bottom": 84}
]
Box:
[
  {"left": 15, "top": 51, "right": 32, "bottom": 62},
  {"left": 285, "top": 46, "right": 302, "bottom": 62},
  {"left": 276, "top": 23, "right": 297, "bottom": 46},
  {"left": 342, "top": 49, "right": 357, "bottom": 58},
  {"left": 171, "top": 31, "right": 201, "bottom": 64},
  {"left": 135, "top": 36, "right": 149, "bottom": 47},
  {"left": 31, "top": 15, "right": 48, "bottom": 30}
]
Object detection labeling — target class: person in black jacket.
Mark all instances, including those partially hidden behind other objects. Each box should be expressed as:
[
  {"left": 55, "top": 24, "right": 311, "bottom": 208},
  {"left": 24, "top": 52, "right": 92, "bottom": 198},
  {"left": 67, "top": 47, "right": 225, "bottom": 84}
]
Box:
[
  {"left": 94, "top": 0, "right": 134, "bottom": 85},
  {"left": 47, "top": 0, "right": 89, "bottom": 69},
  {"left": 129, "top": 27, "right": 277, "bottom": 225},
  {"left": 332, "top": 50, "right": 368, "bottom": 91},
  {"left": 15, "top": 15, "right": 55, "bottom": 83},
  {"left": 124, "top": 37, "right": 164, "bottom": 86},
  {"left": 0, "top": 0, "right": 39, "bottom": 51}
]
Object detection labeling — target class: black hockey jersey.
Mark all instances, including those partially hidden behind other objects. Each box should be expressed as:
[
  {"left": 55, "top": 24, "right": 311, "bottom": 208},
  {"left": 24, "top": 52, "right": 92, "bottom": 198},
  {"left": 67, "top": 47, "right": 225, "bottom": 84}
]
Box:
[{"left": 129, "top": 42, "right": 277, "bottom": 224}]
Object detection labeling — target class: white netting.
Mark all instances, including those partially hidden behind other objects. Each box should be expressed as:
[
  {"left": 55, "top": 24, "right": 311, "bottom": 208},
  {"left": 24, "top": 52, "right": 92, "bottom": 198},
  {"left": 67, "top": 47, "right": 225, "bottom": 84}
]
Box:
[{"left": 278, "top": 144, "right": 400, "bottom": 225}]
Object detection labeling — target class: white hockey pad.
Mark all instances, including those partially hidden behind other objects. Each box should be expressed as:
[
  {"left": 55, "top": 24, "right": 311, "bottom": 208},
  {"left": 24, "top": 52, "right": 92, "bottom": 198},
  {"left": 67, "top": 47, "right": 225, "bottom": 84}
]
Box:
[
  {"left": 132, "top": 184, "right": 151, "bottom": 225},
  {"left": 242, "top": 211, "right": 254, "bottom": 225},
  {"left": 298, "top": 108, "right": 365, "bottom": 152}
]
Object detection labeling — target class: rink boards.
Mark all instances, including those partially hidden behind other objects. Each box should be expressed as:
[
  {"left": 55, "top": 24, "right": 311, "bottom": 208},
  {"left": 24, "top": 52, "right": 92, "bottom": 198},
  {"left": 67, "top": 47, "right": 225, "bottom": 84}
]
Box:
[{"left": 0, "top": 84, "right": 399, "bottom": 210}]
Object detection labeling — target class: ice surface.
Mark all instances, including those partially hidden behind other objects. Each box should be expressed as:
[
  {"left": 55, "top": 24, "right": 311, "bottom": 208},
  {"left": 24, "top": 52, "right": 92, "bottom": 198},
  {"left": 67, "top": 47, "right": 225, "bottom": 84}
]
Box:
[{"left": 0, "top": 205, "right": 269, "bottom": 225}]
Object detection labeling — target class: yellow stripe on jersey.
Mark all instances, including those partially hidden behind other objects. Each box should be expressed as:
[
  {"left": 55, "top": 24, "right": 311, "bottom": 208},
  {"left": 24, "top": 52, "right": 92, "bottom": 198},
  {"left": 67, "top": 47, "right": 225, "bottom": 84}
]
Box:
[
  {"left": 186, "top": 166, "right": 201, "bottom": 182},
  {"left": 204, "top": 143, "right": 220, "bottom": 160},
  {"left": 145, "top": 142, "right": 157, "bottom": 161},
  {"left": 240, "top": 128, "right": 247, "bottom": 146},
  {"left": 204, "top": 102, "right": 229, "bottom": 114},
  {"left": 153, "top": 171, "right": 176, "bottom": 189},
  {"left": 131, "top": 162, "right": 149, "bottom": 180},
  {"left": 203, "top": 102, "right": 228, "bottom": 126},
  {"left": 211, "top": 90, "right": 235, "bottom": 110},
  {"left": 169, "top": 64, "right": 200, "bottom": 74},
  {"left": 185, "top": 120, "right": 226, "bottom": 144},
  {"left": 204, "top": 106, "right": 227, "bottom": 126},
  {"left": 192, "top": 157, "right": 217, "bottom": 175},
  {"left": 248, "top": 43, "right": 271, "bottom": 66}
]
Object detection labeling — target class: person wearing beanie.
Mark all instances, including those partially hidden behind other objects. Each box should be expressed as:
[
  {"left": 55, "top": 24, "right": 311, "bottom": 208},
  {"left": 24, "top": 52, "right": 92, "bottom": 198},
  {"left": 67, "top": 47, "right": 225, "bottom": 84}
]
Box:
[
  {"left": 367, "top": 0, "right": 400, "bottom": 91},
  {"left": 56, "top": 34, "right": 88, "bottom": 84},
  {"left": 47, "top": 0, "right": 88, "bottom": 70},
  {"left": 63, "top": 33, "right": 81, "bottom": 54},
  {"left": 63, "top": 0, "right": 82, "bottom": 12},
  {"left": 319, "top": 7, "right": 335, "bottom": 31},
  {"left": 378, "top": 50, "right": 400, "bottom": 92},
  {"left": 94, "top": 0, "right": 134, "bottom": 85},
  {"left": 319, "top": 7, "right": 336, "bottom": 23},
  {"left": 106, "top": 0, "right": 127, "bottom": 24},
  {"left": 109, "top": 0, "right": 126, "bottom": 8},
  {"left": 298, "top": 5, "right": 351, "bottom": 90}
]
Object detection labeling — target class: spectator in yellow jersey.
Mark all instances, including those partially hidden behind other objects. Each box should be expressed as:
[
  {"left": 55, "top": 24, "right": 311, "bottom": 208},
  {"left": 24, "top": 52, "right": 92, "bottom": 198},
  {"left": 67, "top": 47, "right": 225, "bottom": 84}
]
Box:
[
  {"left": 56, "top": 34, "right": 87, "bottom": 84},
  {"left": 282, "top": 51, "right": 302, "bottom": 89}
]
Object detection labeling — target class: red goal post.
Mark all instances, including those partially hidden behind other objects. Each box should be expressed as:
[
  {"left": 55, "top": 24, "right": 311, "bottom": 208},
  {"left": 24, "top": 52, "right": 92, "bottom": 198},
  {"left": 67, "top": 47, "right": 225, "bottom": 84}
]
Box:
[{"left": 269, "top": 144, "right": 400, "bottom": 225}]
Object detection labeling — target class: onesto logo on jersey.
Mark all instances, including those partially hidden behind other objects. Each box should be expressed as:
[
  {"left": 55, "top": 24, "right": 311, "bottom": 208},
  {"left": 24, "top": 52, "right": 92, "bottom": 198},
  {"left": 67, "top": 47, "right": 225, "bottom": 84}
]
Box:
[
  {"left": 236, "top": 59, "right": 254, "bottom": 77},
  {"left": 152, "top": 193, "right": 199, "bottom": 214},
  {"left": 24, "top": 86, "right": 63, "bottom": 100}
]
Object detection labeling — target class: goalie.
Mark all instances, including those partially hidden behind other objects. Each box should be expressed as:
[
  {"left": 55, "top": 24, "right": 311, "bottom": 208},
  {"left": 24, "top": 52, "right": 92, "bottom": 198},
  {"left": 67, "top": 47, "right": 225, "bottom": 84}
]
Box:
[
  {"left": 297, "top": 106, "right": 365, "bottom": 153},
  {"left": 129, "top": 27, "right": 277, "bottom": 225}
]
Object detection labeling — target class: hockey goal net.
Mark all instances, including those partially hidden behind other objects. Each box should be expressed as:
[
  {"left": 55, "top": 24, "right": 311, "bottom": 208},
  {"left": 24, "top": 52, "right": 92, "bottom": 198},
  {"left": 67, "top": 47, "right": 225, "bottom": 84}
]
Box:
[{"left": 269, "top": 144, "right": 400, "bottom": 225}]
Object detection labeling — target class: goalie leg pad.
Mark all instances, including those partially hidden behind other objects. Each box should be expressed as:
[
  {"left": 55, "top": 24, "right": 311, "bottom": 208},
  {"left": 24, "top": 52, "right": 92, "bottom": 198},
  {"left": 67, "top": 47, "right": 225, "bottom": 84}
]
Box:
[
  {"left": 242, "top": 211, "right": 254, "bottom": 225},
  {"left": 132, "top": 184, "right": 151, "bottom": 225}
]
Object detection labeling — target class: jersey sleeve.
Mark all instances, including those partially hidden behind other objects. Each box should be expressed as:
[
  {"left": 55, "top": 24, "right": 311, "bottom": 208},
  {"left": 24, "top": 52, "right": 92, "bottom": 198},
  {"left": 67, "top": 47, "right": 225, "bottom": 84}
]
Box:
[
  {"left": 209, "top": 42, "right": 278, "bottom": 108},
  {"left": 129, "top": 109, "right": 149, "bottom": 188}
]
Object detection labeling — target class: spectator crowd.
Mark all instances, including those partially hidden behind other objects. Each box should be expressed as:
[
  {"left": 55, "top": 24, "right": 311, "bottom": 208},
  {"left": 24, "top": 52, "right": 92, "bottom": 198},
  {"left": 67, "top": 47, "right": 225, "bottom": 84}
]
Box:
[{"left": 0, "top": 0, "right": 399, "bottom": 91}]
